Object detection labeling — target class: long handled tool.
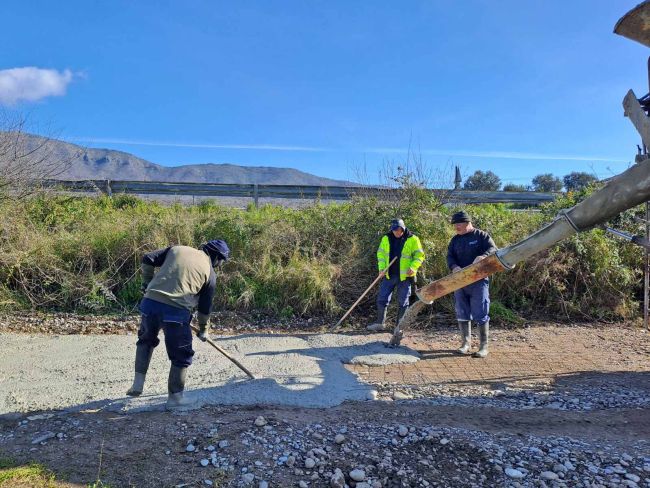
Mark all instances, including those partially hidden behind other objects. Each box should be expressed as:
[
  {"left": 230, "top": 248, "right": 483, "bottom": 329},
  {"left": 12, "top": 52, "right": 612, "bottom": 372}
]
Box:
[
  {"left": 190, "top": 325, "right": 256, "bottom": 379},
  {"left": 330, "top": 256, "right": 397, "bottom": 330}
]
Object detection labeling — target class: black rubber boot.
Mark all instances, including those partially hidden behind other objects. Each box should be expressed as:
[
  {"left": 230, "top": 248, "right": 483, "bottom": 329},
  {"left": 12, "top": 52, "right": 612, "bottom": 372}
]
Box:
[
  {"left": 367, "top": 305, "right": 388, "bottom": 332},
  {"left": 473, "top": 320, "right": 489, "bottom": 358},
  {"left": 166, "top": 365, "right": 194, "bottom": 410},
  {"left": 126, "top": 344, "right": 153, "bottom": 397},
  {"left": 396, "top": 306, "right": 407, "bottom": 326},
  {"left": 457, "top": 321, "right": 472, "bottom": 354},
  {"left": 387, "top": 307, "right": 408, "bottom": 347}
]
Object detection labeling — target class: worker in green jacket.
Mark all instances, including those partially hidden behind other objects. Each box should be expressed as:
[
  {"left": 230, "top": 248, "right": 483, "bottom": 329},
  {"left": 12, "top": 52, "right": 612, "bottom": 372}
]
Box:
[{"left": 368, "top": 219, "right": 425, "bottom": 332}]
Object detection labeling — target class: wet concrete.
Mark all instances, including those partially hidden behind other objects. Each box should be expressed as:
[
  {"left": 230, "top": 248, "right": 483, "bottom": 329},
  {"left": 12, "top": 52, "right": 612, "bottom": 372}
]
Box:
[{"left": 0, "top": 332, "right": 419, "bottom": 414}]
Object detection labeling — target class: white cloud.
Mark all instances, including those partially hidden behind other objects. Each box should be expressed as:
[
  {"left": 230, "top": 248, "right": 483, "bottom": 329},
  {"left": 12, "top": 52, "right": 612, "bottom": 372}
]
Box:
[
  {"left": 69, "top": 136, "right": 628, "bottom": 163},
  {"left": 0, "top": 67, "right": 74, "bottom": 105},
  {"left": 364, "top": 147, "right": 627, "bottom": 163},
  {"left": 71, "top": 136, "right": 328, "bottom": 152}
]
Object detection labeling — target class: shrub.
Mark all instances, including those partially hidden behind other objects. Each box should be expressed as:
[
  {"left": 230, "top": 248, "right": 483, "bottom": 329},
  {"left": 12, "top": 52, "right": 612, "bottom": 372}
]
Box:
[{"left": 0, "top": 189, "right": 643, "bottom": 322}]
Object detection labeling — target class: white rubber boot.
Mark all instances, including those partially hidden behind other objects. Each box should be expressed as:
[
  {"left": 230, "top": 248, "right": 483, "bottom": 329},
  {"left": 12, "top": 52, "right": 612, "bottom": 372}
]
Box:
[
  {"left": 473, "top": 321, "right": 489, "bottom": 358},
  {"left": 457, "top": 321, "right": 471, "bottom": 355},
  {"left": 367, "top": 305, "right": 388, "bottom": 332}
]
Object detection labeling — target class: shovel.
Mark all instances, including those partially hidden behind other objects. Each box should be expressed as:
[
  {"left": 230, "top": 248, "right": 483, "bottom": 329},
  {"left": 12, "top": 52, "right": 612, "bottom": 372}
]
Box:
[
  {"left": 191, "top": 324, "right": 256, "bottom": 379},
  {"left": 329, "top": 256, "right": 398, "bottom": 330}
]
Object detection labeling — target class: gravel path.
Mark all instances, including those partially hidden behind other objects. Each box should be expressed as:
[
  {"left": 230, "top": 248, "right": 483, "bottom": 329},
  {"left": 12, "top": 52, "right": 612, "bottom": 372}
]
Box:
[{"left": 1, "top": 321, "right": 648, "bottom": 487}]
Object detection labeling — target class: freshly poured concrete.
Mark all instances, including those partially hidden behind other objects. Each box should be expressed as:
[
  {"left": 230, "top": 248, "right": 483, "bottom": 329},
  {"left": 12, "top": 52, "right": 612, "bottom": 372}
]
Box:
[{"left": 0, "top": 332, "right": 419, "bottom": 414}]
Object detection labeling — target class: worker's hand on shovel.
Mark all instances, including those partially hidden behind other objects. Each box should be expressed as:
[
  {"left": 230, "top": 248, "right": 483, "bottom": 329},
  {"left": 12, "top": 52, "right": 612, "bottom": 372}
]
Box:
[
  {"left": 195, "top": 313, "right": 210, "bottom": 342},
  {"left": 196, "top": 324, "right": 208, "bottom": 342}
]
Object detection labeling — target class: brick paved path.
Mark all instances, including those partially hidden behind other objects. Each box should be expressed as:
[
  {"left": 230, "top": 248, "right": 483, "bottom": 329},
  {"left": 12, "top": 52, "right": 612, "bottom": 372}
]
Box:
[{"left": 347, "top": 324, "right": 650, "bottom": 387}]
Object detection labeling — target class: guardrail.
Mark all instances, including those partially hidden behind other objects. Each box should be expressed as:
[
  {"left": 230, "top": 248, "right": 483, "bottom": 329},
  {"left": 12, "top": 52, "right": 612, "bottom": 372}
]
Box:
[{"left": 36, "top": 179, "right": 558, "bottom": 206}]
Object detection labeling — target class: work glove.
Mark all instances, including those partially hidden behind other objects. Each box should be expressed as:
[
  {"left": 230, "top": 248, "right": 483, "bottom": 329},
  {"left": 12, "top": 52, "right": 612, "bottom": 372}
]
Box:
[{"left": 196, "top": 312, "right": 210, "bottom": 342}]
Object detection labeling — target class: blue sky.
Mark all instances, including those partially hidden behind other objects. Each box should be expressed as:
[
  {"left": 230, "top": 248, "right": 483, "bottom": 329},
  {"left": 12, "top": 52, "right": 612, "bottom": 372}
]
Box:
[{"left": 1, "top": 0, "right": 648, "bottom": 186}]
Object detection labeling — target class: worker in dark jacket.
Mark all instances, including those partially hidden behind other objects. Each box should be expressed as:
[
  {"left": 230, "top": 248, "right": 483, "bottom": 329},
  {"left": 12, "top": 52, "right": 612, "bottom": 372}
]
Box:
[
  {"left": 447, "top": 211, "right": 497, "bottom": 358},
  {"left": 126, "top": 239, "right": 229, "bottom": 409}
]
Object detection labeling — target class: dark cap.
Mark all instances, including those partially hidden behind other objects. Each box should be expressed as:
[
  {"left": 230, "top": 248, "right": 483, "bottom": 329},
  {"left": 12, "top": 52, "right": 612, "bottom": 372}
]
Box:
[
  {"left": 451, "top": 211, "right": 471, "bottom": 224},
  {"left": 201, "top": 239, "right": 230, "bottom": 265},
  {"left": 390, "top": 219, "right": 405, "bottom": 231}
]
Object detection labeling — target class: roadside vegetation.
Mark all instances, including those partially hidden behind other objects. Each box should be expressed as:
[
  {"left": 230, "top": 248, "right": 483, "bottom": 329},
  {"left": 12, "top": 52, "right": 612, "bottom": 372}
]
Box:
[{"left": 0, "top": 184, "right": 644, "bottom": 324}]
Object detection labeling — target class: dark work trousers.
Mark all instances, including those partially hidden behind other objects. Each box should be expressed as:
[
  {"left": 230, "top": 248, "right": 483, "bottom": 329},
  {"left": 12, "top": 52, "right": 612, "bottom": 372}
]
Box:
[
  {"left": 453, "top": 279, "right": 490, "bottom": 325},
  {"left": 137, "top": 297, "right": 194, "bottom": 368},
  {"left": 377, "top": 275, "right": 412, "bottom": 309}
]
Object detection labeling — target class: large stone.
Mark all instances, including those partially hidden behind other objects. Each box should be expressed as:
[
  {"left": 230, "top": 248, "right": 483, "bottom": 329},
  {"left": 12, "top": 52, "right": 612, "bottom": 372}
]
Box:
[
  {"left": 330, "top": 468, "right": 346, "bottom": 488},
  {"left": 505, "top": 468, "right": 525, "bottom": 479},
  {"left": 540, "top": 471, "right": 558, "bottom": 481},
  {"left": 350, "top": 469, "right": 366, "bottom": 482}
]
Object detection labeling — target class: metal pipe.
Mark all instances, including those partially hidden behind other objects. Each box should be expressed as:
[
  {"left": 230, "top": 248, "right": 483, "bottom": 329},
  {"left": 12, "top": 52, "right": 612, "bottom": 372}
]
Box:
[
  {"left": 604, "top": 226, "right": 650, "bottom": 250},
  {"left": 390, "top": 161, "right": 650, "bottom": 345}
]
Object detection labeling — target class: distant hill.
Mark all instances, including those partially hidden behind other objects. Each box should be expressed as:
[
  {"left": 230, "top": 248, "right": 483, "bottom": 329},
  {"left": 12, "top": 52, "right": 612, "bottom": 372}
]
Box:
[{"left": 19, "top": 134, "right": 354, "bottom": 186}]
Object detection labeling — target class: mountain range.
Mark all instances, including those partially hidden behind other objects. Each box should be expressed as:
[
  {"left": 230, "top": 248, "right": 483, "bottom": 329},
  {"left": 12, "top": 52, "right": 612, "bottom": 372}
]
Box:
[{"left": 21, "top": 133, "right": 353, "bottom": 186}]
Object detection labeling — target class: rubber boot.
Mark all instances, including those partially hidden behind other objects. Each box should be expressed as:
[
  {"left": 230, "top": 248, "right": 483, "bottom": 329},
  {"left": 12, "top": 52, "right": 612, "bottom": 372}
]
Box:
[
  {"left": 457, "top": 321, "right": 472, "bottom": 355},
  {"left": 126, "top": 344, "right": 153, "bottom": 397},
  {"left": 396, "top": 306, "right": 407, "bottom": 326},
  {"left": 166, "top": 364, "right": 194, "bottom": 410},
  {"left": 388, "top": 307, "right": 408, "bottom": 347},
  {"left": 367, "top": 305, "right": 388, "bottom": 332},
  {"left": 473, "top": 321, "right": 489, "bottom": 358}
]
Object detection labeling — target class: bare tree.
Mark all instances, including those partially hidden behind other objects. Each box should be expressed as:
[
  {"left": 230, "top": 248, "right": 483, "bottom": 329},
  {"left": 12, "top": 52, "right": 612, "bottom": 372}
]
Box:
[
  {"left": 0, "top": 111, "right": 76, "bottom": 199},
  {"left": 350, "top": 144, "right": 456, "bottom": 206}
]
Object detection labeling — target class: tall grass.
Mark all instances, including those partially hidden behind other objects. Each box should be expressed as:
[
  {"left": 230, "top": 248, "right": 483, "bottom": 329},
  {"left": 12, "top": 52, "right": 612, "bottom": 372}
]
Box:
[{"left": 0, "top": 188, "right": 644, "bottom": 322}]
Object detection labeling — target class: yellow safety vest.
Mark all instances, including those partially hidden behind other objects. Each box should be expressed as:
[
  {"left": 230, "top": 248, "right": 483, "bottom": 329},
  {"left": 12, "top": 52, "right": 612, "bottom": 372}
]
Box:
[{"left": 377, "top": 234, "right": 425, "bottom": 281}]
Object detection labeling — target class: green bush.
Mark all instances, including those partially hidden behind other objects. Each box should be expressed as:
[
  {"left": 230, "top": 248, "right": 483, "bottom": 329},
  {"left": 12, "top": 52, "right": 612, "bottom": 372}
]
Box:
[{"left": 0, "top": 189, "right": 644, "bottom": 322}]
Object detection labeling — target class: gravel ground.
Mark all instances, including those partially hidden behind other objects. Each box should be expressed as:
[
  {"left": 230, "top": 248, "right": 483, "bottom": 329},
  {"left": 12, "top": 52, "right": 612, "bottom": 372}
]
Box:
[
  {"left": 1, "top": 402, "right": 648, "bottom": 487},
  {"left": 0, "top": 314, "right": 648, "bottom": 487}
]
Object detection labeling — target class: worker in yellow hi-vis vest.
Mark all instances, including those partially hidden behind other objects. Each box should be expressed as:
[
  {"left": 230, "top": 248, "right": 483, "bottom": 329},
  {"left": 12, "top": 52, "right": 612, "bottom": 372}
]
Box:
[{"left": 368, "top": 219, "right": 425, "bottom": 332}]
